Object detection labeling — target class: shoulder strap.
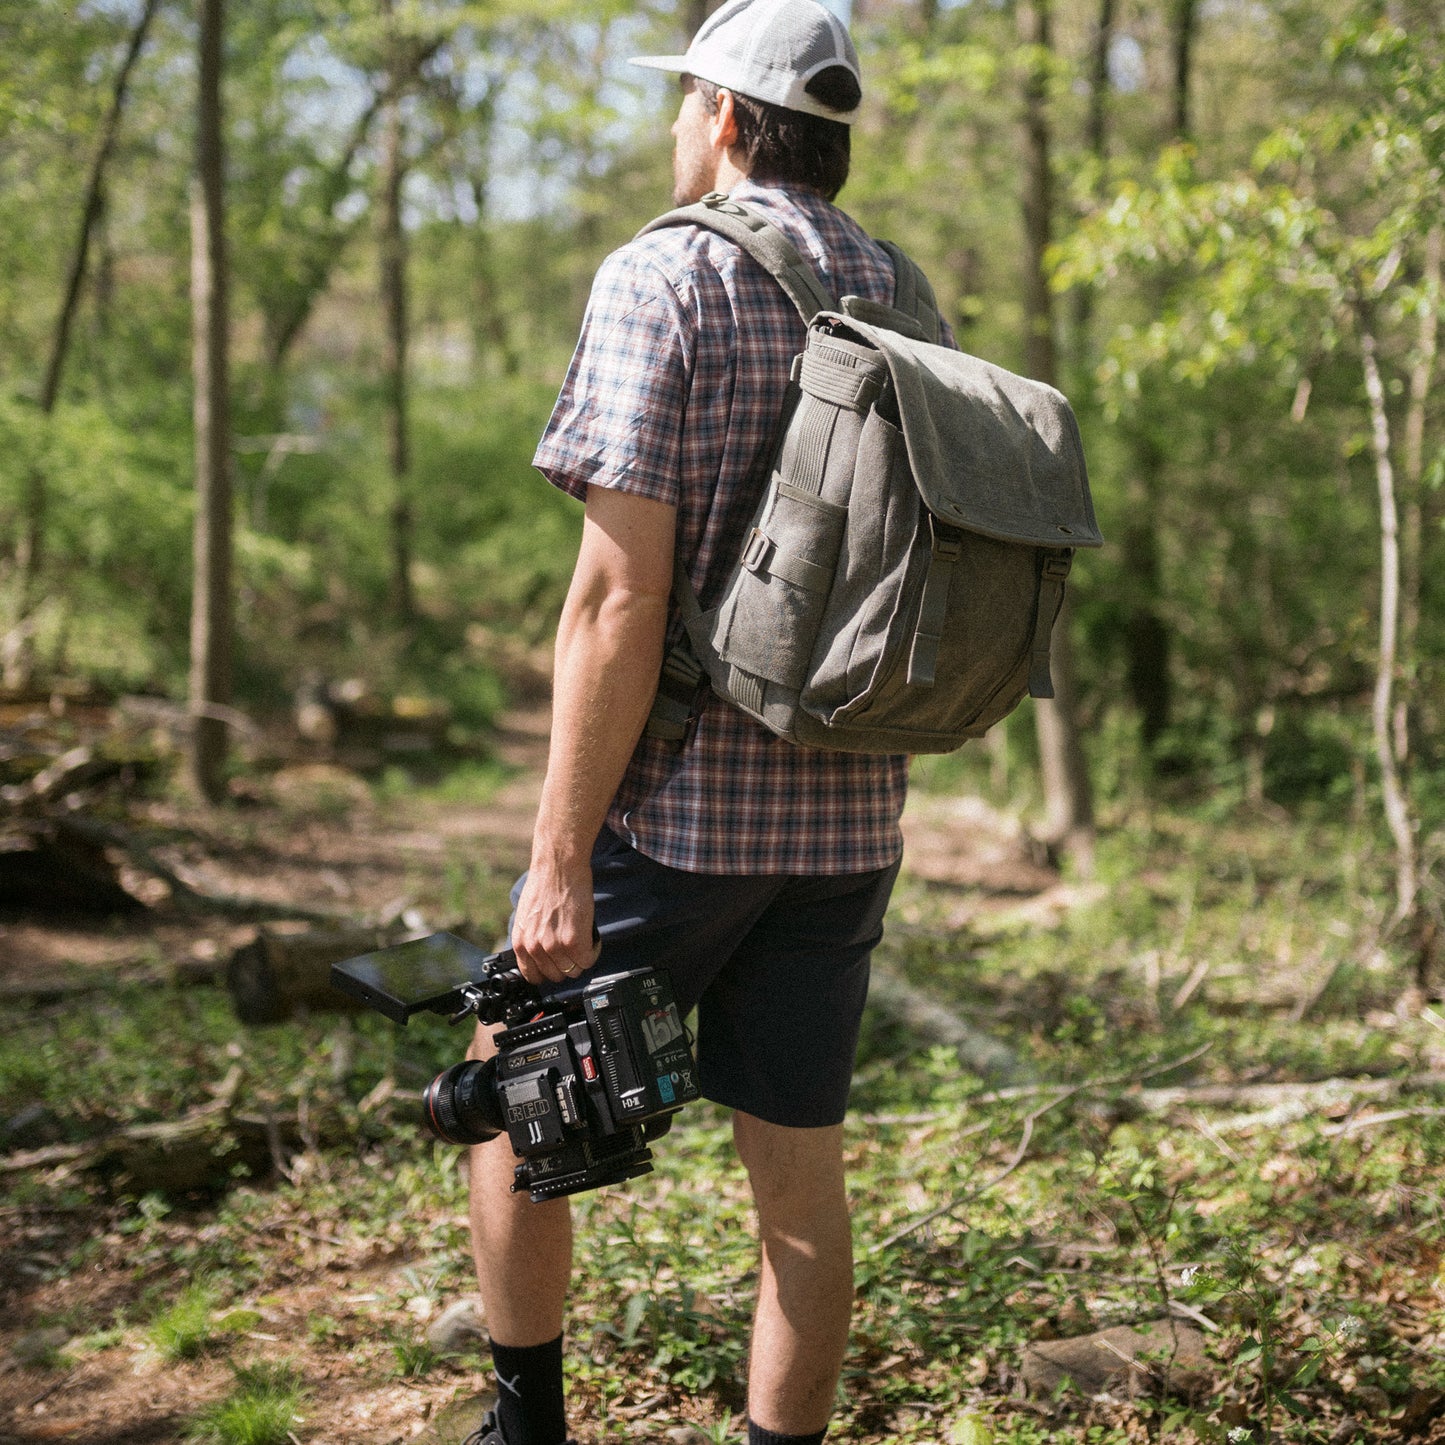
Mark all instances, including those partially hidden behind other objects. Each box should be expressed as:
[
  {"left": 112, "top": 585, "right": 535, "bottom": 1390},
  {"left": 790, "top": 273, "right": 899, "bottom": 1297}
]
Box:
[
  {"left": 637, "top": 192, "right": 837, "bottom": 323},
  {"left": 877, "top": 240, "right": 942, "bottom": 345},
  {"left": 637, "top": 192, "right": 944, "bottom": 346}
]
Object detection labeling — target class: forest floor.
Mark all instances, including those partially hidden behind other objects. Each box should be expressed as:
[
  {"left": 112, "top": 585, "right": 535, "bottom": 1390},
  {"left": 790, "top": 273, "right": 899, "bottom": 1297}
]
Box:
[{"left": 3, "top": 691, "right": 1445, "bottom": 1445}]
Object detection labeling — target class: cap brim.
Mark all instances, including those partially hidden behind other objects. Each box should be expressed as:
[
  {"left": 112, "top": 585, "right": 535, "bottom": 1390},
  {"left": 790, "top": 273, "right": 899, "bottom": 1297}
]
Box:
[{"left": 629, "top": 54, "right": 691, "bottom": 74}]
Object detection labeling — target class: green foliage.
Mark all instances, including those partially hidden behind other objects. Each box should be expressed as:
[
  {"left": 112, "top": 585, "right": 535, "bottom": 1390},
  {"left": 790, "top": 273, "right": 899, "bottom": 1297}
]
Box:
[
  {"left": 148, "top": 1278, "right": 224, "bottom": 1361},
  {"left": 187, "top": 1361, "right": 308, "bottom": 1445},
  {"left": 388, "top": 1333, "right": 440, "bottom": 1378}
]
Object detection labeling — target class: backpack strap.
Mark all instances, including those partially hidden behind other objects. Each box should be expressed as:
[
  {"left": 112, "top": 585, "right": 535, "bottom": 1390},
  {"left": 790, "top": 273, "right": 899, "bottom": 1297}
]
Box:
[
  {"left": 645, "top": 554, "right": 728, "bottom": 745},
  {"left": 876, "top": 240, "right": 942, "bottom": 345},
  {"left": 638, "top": 192, "right": 837, "bottom": 323},
  {"left": 1026, "top": 549, "right": 1074, "bottom": 699}
]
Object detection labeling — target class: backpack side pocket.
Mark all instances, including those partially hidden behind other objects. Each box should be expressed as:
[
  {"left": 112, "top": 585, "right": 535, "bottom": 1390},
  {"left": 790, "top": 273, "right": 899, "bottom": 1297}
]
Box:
[{"left": 713, "top": 481, "right": 848, "bottom": 691}]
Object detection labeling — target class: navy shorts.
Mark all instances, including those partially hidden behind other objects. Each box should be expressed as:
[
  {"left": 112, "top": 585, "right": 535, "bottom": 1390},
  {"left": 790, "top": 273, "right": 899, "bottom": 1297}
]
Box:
[{"left": 510, "top": 826, "right": 900, "bottom": 1129}]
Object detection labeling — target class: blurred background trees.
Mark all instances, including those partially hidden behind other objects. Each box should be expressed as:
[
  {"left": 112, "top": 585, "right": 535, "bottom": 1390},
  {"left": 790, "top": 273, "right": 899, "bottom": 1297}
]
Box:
[{"left": 0, "top": 0, "right": 1440, "bottom": 955}]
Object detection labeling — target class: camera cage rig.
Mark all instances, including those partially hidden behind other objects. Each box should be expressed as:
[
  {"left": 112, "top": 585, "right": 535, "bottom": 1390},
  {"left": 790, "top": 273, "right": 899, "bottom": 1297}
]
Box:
[{"left": 329, "top": 930, "right": 700, "bottom": 1202}]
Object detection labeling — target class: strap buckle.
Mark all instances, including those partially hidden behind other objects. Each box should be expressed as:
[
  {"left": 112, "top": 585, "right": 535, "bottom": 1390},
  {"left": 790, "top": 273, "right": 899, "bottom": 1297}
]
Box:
[
  {"left": 929, "top": 514, "right": 964, "bottom": 563},
  {"left": 1041, "top": 549, "right": 1074, "bottom": 581},
  {"left": 742, "top": 528, "right": 773, "bottom": 575}
]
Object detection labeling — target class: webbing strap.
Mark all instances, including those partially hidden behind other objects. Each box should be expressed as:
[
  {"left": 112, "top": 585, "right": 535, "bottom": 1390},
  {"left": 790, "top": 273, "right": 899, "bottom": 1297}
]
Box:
[
  {"left": 641, "top": 555, "right": 716, "bottom": 743},
  {"left": 799, "top": 349, "right": 884, "bottom": 411},
  {"left": 906, "top": 517, "right": 965, "bottom": 687},
  {"left": 643, "top": 635, "right": 705, "bottom": 742},
  {"left": 1027, "top": 550, "right": 1073, "bottom": 699},
  {"left": 741, "top": 528, "right": 831, "bottom": 592},
  {"left": 790, "top": 403, "right": 839, "bottom": 499},
  {"left": 637, "top": 193, "right": 836, "bottom": 323},
  {"left": 878, "top": 240, "right": 942, "bottom": 344}
]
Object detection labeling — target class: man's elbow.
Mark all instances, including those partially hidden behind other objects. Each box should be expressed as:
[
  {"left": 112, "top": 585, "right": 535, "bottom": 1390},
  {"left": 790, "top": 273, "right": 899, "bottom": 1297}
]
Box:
[{"left": 568, "top": 577, "right": 670, "bottom": 640}]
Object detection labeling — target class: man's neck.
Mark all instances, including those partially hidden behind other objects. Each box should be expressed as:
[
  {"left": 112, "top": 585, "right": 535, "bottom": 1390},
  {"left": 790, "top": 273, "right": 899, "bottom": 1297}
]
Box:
[{"left": 712, "top": 152, "right": 750, "bottom": 196}]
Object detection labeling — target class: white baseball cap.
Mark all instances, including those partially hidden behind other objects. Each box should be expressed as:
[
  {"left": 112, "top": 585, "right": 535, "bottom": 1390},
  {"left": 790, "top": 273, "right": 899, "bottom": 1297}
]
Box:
[{"left": 630, "top": 0, "right": 862, "bottom": 125}]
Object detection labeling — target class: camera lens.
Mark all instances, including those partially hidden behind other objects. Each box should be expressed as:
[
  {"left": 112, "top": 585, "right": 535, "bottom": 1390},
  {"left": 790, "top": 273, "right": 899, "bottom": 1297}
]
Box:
[{"left": 422, "top": 1059, "right": 505, "bottom": 1145}]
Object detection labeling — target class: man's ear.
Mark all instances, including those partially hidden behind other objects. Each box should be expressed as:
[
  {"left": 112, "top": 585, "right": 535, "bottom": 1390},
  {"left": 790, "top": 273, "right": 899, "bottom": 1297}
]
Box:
[{"left": 709, "top": 87, "right": 740, "bottom": 150}]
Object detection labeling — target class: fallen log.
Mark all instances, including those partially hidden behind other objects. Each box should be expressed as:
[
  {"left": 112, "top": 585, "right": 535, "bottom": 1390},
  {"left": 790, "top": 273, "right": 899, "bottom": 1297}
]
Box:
[
  {"left": 227, "top": 924, "right": 404, "bottom": 1024},
  {"left": 0, "top": 817, "right": 147, "bottom": 914},
  {"left": 0, "top": 966, "right": 176, "bottom": 1005},
  {"left": 864, "top": 1066, "right": 1445, "bottom": 1127},
  {"left": 1021, "top": 1320, "right": 1209, "bottom": 1400},
  {"left": 59, "top": 813, "right": 355, "bottom": 925},
  {"left": 1134, "top": 1070, "right": 1445, "bottom": 1117},
  {"left": 867, "top": 961, "right": 1031, "bottom": 1083},
  {"left": 0, "top": 1066, "right": 359, "bottom": 1193},
  {"left": 0, "top": 1067, "right": 275, "bottom": 1193}
]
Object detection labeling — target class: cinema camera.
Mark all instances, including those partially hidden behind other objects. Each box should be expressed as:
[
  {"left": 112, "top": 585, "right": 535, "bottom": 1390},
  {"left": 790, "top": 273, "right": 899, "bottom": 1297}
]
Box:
[{"left": 331, "top": 932, "right": 699, "bottom": 1201}]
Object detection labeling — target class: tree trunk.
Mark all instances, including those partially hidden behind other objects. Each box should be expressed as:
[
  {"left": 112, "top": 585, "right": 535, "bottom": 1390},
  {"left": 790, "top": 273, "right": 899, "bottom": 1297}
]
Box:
[
  {"left": 1018, "top": 0, "right": 1057, "bottom": 389},
  {"left": 682, "top": 0, "right": 724, "bottom": 41},
  {"left": 379, "top": 87, "right": 414, "bottom": 624},
  {"left": 1395, "top": 224, "right": 1441, "bottom": 765},
  {"left": 463, "top": 90, "right": 518, "bottom": 379},
  {"left": 6, "top": 0, "right": 161, "bottom": 689},
  {"left": 1122, "top": 435, "right": 1172, "bottom": 753},
  {"left": 1017, "top": 0, "right": 1095, "bottom": 864},
  {"left": 189, "top": 0, "right": 233, "bottom": 805},
  {"left": 1070, "top": 0, "right": 1115, "bottom": 350},
  {"left": 1113, "top": 0, "right": 1199, "bottom": 762},
  {"left": 1171, "top": 0, "right": 1198, "bottom": 141},
  {"left": 1357, "top": 314, "right": 1416, "bottom": 929}
]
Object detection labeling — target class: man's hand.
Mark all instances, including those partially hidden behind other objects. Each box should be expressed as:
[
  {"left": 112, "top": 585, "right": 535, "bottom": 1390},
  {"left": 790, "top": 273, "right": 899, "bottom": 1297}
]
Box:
[{"left": 510, "top": 856, "right": 602, "bottom": 986}]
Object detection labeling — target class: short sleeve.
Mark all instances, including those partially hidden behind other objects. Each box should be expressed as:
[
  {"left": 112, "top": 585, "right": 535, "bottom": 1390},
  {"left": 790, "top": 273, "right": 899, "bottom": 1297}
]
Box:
[{"left": 533, "top": 246, "right": 693, "bottom": 507}]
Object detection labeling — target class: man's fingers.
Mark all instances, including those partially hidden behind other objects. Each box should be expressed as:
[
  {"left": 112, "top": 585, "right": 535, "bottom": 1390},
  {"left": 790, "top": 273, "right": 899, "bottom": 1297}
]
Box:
[{"left": 513, "top": 930, "right": 597, "bottom": 985}]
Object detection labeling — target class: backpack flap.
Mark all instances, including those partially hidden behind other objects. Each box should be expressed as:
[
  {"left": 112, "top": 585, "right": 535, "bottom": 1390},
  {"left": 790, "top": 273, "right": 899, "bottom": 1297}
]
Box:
[
  {"left": 823, "top": 315, "right": 1099, "bottom": 701},
  {"left": 827, "top": 316, "right": 1102, "bottom": 553}
]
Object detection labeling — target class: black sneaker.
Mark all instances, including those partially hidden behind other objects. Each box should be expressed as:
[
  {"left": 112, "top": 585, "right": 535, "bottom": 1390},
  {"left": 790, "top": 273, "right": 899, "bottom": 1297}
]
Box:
[
  {"left": 459, "top": 1411, "right": 507, "bottom": 1445},
  {"left": 459, "top": 1411, "right": 578, "bottom": 1445}
]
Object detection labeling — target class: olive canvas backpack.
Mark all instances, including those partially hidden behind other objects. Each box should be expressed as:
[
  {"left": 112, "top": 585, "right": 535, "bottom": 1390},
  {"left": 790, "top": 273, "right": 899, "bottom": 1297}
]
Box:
[{"left": 642, "top": 192, "right": 1102, "bottom": 756}]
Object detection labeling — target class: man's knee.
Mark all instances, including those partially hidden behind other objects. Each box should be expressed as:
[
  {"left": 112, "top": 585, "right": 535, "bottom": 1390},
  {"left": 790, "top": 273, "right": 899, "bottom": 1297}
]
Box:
[{"left": 733, "top": 1112, "right": 846, "bottom": 1223}]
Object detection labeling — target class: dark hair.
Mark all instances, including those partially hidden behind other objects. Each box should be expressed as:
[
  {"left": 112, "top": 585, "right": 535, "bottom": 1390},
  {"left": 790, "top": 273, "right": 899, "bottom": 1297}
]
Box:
[{"left": 697, "top": 66, "right": 859, "bottom": 201}]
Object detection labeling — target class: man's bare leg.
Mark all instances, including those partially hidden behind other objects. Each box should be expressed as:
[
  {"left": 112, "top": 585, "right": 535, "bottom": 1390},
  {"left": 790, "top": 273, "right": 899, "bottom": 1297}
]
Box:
[
  {"left": 468, "top": 1132, "right": 572, "bottom": 1345},
  {"left": 467, "top": 1023, "right": 573, "bottom": 1345},
  {"left": 465, "top": 1025, "right": 573, "bottom": 1445},
  {"left": 733, "top": 1112, "right": 854, "bottom": 1435}
]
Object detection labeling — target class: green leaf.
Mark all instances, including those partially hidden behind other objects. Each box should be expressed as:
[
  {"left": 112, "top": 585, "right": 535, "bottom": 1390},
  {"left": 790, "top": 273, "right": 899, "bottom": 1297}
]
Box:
[
  {"left": 949, "top": 1414, "right": 995, "bottom": 1445},
  {"left": 1277, "top": 1389, "right": 1313, "bottom": 1418},
  {"left": 620, "top": 1290, "right": 647, "bottom": 1346}
]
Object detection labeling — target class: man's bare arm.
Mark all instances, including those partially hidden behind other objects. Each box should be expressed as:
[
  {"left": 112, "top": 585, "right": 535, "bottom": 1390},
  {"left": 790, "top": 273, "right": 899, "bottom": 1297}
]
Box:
[{"left": 510, "top": 484, "right": 676, "bottom": 984}]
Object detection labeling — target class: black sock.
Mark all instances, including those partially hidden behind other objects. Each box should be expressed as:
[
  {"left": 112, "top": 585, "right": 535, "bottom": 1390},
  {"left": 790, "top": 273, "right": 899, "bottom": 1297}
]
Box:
[
  {"left": 489, "top": 1335, "right": 566, "bottom": 1445},
  {"left": 747, "top": 1422, "right": 826, "bottom": 1445}
]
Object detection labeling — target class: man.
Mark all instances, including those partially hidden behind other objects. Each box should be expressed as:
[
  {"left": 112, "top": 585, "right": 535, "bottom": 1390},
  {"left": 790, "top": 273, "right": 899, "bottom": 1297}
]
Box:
[{"left": 463, "top": 3, "right": 950, "bottom": 1442}]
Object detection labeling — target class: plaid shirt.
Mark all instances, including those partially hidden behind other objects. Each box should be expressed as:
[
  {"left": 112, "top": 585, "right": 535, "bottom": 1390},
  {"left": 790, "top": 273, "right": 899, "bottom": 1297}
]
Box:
[{"left": 534, "top": 181, "right": 923, "bottom": 875}]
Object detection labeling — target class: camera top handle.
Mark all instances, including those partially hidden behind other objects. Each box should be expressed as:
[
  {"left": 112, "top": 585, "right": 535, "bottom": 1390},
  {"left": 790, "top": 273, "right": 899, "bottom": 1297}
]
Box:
[{"left": 443, "top": 964, "right": 540, "bottom": 1026}]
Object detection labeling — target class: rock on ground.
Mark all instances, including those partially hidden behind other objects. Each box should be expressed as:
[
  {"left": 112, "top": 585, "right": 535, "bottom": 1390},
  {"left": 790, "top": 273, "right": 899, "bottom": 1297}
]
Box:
[{"left": 1020, "top": 1319, "right": 1208, "bottom": 1399}]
